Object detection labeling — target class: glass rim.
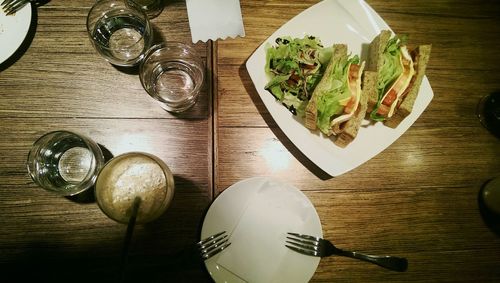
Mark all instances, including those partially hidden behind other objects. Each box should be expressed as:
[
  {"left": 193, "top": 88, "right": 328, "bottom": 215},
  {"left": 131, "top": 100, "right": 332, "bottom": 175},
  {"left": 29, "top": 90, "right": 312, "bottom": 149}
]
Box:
[
  {"left": 142, "top": 42, "right": 202, "bottom": 60},
  {"left": 26, "top": 130, "right": 105, "bottom": 196},
  {"left": 139, "top": 42, "right": 205, "bottom": 102},
  {"left": 86, "top": 0, "right": 151, "bottom": 50},
  {"left": 94, "top": 151, "right": 175, "bottom": 224}
]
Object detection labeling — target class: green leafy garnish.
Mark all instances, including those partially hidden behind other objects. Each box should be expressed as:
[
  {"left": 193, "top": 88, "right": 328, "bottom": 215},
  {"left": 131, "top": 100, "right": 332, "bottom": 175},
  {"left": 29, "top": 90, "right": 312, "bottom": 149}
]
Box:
[{"left": 265, "top": 36, "right": 331, "bottom": 116}]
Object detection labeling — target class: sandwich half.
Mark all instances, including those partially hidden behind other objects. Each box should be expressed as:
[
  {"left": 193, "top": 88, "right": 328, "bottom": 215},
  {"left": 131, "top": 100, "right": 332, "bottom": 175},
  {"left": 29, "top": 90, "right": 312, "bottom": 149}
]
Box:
[
  {"left": 366, "top": 30, "right": 431, "bottom": 128},
  {"left": 305, "top": 44, "right": 366, "bottom": 147}
]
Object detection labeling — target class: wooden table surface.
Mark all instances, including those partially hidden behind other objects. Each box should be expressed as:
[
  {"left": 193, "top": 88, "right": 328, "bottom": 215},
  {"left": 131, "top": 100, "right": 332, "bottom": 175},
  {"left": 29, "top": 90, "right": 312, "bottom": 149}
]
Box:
[{"left": 1, "top": 0, "right": 499, "bottom": 282}]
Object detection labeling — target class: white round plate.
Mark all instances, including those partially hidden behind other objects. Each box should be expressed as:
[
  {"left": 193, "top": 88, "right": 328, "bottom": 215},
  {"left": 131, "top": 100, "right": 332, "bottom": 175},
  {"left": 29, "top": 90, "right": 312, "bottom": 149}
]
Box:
[
  {"left": 0, "top": 3, "right": 32, "bottom": 64},
  {"left": 201, "top": 176, "right": 322, "bottom": 283}
]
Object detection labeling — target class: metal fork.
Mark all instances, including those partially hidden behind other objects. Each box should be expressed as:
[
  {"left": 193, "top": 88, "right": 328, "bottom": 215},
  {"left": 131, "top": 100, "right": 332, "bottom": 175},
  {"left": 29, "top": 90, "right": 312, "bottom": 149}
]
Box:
[
  {"left": 1, "top": 0, "right": 31, "bottom": 16},
  {"left": 197, "top": 231, "right": 231, "bottom": 260},
  {"left": 286, "top": 232, "right": 408, "bottom": 272}
]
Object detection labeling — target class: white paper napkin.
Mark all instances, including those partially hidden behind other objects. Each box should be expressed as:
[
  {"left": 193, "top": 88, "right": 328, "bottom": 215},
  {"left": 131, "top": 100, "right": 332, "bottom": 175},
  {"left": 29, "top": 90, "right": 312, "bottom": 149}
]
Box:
[
  {"left": 216, "top": 179, "right": 316, "bottom": 283},
  {"left": 186, "top": 0, "right": 245, "bottom": 43}
]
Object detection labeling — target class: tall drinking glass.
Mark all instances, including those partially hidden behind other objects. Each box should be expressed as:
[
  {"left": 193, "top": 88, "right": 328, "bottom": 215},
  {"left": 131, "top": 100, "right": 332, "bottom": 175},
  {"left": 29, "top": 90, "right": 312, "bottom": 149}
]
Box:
[{"left": 86, "top": 0, "right": 153, "bottom": 67}]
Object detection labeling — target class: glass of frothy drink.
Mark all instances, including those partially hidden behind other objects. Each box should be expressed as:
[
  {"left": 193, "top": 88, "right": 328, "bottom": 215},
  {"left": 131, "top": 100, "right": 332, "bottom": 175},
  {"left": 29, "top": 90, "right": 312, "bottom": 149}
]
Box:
[{"left": 95, "top": 152, "right": 175, "bottom": 224}]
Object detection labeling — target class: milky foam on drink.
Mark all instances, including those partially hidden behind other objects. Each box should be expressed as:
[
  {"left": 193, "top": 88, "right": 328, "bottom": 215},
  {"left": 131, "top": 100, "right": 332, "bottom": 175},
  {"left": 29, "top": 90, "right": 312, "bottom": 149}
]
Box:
[{"left": 96, "top": 154, "right": 171, "bottom": 223}]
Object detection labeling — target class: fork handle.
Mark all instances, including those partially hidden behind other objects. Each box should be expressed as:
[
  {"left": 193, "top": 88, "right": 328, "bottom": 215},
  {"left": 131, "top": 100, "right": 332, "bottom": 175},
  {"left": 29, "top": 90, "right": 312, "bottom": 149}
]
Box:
[{"left": 336, "top": 249, "right": 408, "bottom": 272}]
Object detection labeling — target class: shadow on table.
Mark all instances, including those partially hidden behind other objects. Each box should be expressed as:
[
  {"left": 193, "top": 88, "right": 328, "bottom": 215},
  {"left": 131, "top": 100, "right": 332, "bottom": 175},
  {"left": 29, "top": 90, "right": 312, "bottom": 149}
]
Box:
[
  {"left": 239, "top": 63, "right": 332, "bottom": 180},
  {"left": 32, "top": 0, "right": 51, "bottom": 7},
  {"left": 1, "top": 242, "right": 120, "bottom": 282},
  {"left": 3, "top": 175, "right": 214, "bottom": 282},
  {"left": 0, "top": 241, "right": 212, "bottom": 282},
  {"left": 119, "top": 175, "right": 214, "bottom": 282}
]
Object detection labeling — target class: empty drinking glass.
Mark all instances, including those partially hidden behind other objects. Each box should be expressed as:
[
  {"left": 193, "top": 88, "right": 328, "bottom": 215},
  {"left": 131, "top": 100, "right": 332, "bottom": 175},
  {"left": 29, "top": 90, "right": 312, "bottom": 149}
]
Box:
[
  {"left": 27, "top": 131, "right": 105, "bottom": 196},
  {"left": 139, "top": 42, "right": 205, "bottom": 113},
  {"left": 86, "top": 0, "right": 154, "bottom": 67}
]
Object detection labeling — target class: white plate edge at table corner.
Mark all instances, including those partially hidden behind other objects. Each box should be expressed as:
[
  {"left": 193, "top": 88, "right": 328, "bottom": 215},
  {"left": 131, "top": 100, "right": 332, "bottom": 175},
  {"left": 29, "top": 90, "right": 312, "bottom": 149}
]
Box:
[
  {"left": 245, "top": 0, "right": 434, "bottom": 177},
  {"left": 0, "top": 3, "right": 32, "bottom": 64},
  {"left": 201, "top": 176, "right": 323, "bottom": 283}
]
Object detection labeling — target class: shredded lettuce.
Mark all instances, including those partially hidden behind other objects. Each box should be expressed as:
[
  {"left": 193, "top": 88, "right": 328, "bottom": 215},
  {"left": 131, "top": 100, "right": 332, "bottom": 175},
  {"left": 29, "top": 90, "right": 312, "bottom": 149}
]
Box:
[
  {"left": 265, "top": 36, "right": 330, "bottom": 116},
  {"left": 370, "top": 36, "right": 405, "bottom": 121},
  {"left": 316, "top": 54, "right": 359, "bottom": 133}
]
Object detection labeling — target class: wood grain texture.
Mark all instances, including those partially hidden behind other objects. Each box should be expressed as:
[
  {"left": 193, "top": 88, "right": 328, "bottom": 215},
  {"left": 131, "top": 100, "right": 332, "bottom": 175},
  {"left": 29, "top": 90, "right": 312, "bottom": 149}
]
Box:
[
  {"left": 0, "top": 0, "right": 210, "bottom": 119},
  {"left": 1, "top": 0, "right": 500, "bottom": 282},
  {"left": 0, "top": 118, "right": 213, "bottom": 280},
  {"left": 0, "top": 0, "right": 214, "bottom": 281},
  {"left": 215, "top": 0, "right": 500, "bottom": 282}
]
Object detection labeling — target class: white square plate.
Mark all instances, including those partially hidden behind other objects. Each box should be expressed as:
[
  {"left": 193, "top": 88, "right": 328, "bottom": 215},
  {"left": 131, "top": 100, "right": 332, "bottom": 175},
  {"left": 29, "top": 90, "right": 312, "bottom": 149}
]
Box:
[{"left": 246, "top": 0, "right": 433, "bottom": 176}]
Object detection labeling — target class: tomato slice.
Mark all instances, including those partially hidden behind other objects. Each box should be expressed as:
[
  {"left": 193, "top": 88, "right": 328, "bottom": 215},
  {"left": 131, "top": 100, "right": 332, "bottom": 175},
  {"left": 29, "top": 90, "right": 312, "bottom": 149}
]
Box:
[{"left": 378, "top": 46, "right": 415, "bottom": 117}]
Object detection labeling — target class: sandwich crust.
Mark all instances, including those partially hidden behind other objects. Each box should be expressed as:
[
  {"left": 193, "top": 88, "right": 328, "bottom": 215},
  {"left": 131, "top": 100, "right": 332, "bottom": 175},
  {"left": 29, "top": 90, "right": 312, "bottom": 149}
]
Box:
[
  {"left": 384, "top": 44, "right": 432, "bottom": 128},
  {"left": 305, "top": 44, "right": 348, "bottom": 130},
  {"left": 334, "top": 71, "right": 376, "bottom": 147},
  {"left": 366, "top": 30, "right": 392, "bottom": 114},
  {"left": 366, "top": 30, "right": 431, "bottom": 127}
]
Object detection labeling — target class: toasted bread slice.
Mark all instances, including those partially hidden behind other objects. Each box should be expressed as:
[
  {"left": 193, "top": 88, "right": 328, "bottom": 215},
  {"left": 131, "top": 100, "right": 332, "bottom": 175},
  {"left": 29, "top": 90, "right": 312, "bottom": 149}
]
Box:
[
  {"left": 384, "top": 44, "right": 432, "bottom": 128},
  {"left": 366, "top": 30, "right": 392, "bottom": 114},
  {"left": 366, "top": 30, "right": 431, "bottom": 127},
  {"left": 305, "top": 44, "right": 348, "bottom": 130},
  {"left": 334, "top": 71, "right": 377, "bottom": 147}
]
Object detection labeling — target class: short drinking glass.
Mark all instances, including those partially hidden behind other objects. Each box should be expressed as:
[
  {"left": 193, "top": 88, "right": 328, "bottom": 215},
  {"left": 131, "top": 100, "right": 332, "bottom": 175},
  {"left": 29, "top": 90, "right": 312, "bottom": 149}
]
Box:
[
  {"left": 27, "top": 131, "right": 105, "bottom": 196},
  {"left": 86, "top": 0, "right": 153, "bottom": 67},
  {"left": 139, "top": 42, "right": 205, "bottom": 113}
]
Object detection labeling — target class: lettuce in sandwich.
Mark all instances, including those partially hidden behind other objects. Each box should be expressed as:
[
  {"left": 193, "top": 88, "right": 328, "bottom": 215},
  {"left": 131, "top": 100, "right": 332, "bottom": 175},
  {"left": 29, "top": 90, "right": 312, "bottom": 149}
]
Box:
[
  {"left": 305, "top": 44, "right": 365, "bottom": 140},
  {"left": 369, "top": 34, "right": 416, "bottom": 122}
]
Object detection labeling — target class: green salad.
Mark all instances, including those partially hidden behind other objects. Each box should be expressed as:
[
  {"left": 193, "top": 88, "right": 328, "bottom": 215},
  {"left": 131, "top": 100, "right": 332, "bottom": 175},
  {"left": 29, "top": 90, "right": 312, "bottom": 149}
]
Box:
[{"left": 265, "top": 36, "right": 331, "bottom": 116}]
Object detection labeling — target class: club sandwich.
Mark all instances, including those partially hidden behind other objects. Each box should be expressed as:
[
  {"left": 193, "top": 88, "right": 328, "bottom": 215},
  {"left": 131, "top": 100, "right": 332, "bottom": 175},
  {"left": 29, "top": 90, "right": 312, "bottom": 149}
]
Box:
[
  {"left": 305, "top": 44, "right": 370, "bottom": 147},
  {"left": 366, "top": 30, "right": 432, "bottom": 128}
]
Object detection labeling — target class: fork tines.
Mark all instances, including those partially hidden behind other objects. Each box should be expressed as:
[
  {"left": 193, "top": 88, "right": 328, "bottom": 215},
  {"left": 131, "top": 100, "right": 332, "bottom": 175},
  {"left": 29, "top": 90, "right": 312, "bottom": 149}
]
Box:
[
  {"left": 1, "top": 0, "right": 29, "bottom": 16},
  {"left": 197, "top": 231, "right": 231, "bottom": 260},
  {"left": 1, "top": 0, "right": 14, "bottom": 6},
  {"left": 285, "top": 232, "right": 322, "bottom": 257}
]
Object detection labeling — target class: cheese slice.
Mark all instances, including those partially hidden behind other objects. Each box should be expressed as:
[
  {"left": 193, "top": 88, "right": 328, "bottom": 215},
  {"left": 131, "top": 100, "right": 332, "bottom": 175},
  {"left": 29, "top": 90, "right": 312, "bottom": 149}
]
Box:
[
  {"left": 330, "top": 61, "right": 365, "bottom": 129},
  {"left": 379, "top": 46, "right": 415, "bottom": 118}
]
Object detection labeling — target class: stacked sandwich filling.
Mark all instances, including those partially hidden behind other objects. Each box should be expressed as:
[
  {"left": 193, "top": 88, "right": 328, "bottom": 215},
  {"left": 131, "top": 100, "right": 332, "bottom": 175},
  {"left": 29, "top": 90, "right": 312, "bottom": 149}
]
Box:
[
  {"left": 316, "top": 56, "right": 365, "bottom": 135},
  {"left": 371, "top": 37, "right": 416, "bottom": 121},
  {"left": 331, "top": 61, "right": 365, "bottom": 133}
]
